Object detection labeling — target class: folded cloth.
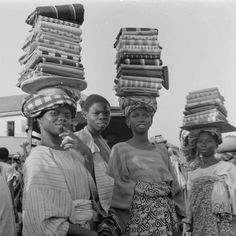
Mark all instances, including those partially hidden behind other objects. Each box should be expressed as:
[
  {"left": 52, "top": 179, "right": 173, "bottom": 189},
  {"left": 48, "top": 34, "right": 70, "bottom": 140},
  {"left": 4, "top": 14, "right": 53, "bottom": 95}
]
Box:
[
  {"left": 184, "top": 104, "right": 228, "bottom": 117},
  {"left": 22, "top": 30, "right": 82, "bottom": 50},
  {"left": 116, "top": 39, "right": 159, "bottom": 51},
  {"left": 24, "top": 39, "right": 81, "bottom": 55},
  {"left": 186, "top": 87, "right": 221, "bottom": 100},
  {"left": 117, "top": 66, "right": 163, "bottom": 78},
  {"left": 21, "top": 52, "right": 82, "bottom": 71},
  {"left": 115, "top": 78, "right": 163, "bottom": 89},
  {"left": 183, "top": 112, "right": 227, "bottom": 124},
  {"left": 116, "top": 53, "right": 160, "bottom": 65},
  {"left": 114, "top": 35, "right": 158, "bottom": 48},
  {"left": 26, "top": 4, "right": 84, "bottom": 25},
  {"left": 116, "top": 45, "right": 162, "bottom": 56},
  {"left": 115, "top": 27, "right": 158, "bottom": 46},
  {"left": 183, "top": 108, "right": 226, "bottom": 119},
  {"left": 116, "top": 87, "right": 160, "bottom": 97},
  {"left": 185, "top": 98, "right": 226, "bottom": 110},
  {"left": 116, "top": 75, "right": 163, "bottom": 83},
  {"left": 34, "top": 16, "right": 82, "bottom": 35},
  {"left": 19, "top": 45, "right": 80, "bottom": 65},
  {"left": 40, "top": 26, "right": 82, "bottom": 42},
  {"left": 22, "top": 93, "right": 77, "bottom": 118},
  {"left": 116, "top": 91, "right": 159, "bottom": 97},
  {"left": 118, "top": 58, "right": 162, "bottom": 66},
  {"left": 186, "top": 94, "right": 224, "bottom": 104},
  {"left": 183, "top": 116, "right": 228, "bottom": 126},
  {"left": 34, "top": 62, "right": 85, "bottom": 78}
]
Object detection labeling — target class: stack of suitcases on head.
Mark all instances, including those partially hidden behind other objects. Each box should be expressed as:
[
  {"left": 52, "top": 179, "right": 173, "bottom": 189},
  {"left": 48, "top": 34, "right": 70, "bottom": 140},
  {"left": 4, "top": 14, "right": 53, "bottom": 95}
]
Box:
[
  {"left": 182, "top": 87, "right": 236, "bottom": 132},
  {"left": 114, "top": 27, "right": 169, "bottom": 98},
  {"left": 17, "top": 3, "right": 87, "bottom": 95}
]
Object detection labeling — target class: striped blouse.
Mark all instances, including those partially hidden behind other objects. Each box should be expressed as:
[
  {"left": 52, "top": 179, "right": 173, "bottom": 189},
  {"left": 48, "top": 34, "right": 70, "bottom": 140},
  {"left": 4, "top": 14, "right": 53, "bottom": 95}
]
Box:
[{"left": 23, "top": 145, "right": 96, "bottom": 236}]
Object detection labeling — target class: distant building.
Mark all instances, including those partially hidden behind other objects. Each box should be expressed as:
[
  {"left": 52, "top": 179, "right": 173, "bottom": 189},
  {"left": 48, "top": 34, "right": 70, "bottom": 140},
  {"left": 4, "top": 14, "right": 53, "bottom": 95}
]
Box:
[
  {"left": 0, "top": 94, "right": 28, "bottom": 155},
  {"left": 0, "top": 94, "right": 28, "bottom": 137}
]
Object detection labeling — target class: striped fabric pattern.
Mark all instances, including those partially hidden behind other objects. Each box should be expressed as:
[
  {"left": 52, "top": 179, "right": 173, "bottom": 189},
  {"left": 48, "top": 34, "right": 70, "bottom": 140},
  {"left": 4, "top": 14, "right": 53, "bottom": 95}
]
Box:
[
  {"left": 35, "top": 18, "right": 82, "bottom": 35},
  {"left": 115, "top": 78, "right": 163, "bottom": 89},
  {"left": 186, "top": 87, "right": 221, "bottom": 100},
  {"left": 121, "top": 58, "right": 162, "bottom": 66},
  {"left": 23, "top": 146, "right": 96, "bottom": 236},
  {"left": 75, "top": 127, "right": 114, "bottom": 214},
  {"left": 41, "top": 27, "right": 82, "bottom": 41},
  {"left": 186, "top": 94, "right": 225, "bottom": 104},
  {"left": 37, "top": 15, "right": 81, "bottom": 28}
]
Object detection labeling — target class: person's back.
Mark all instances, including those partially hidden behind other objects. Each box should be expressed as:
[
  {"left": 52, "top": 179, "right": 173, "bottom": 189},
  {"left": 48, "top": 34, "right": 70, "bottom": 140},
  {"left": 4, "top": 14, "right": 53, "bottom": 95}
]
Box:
[{"left": 0, "top": 174, "right": 16, "bottom": 236}]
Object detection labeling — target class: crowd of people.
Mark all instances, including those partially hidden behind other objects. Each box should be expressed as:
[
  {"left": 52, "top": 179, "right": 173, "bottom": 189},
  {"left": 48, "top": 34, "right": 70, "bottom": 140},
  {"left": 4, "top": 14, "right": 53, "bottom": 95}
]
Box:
[{"left": 0, "top": 92, "right": 235, "bottom": 236}]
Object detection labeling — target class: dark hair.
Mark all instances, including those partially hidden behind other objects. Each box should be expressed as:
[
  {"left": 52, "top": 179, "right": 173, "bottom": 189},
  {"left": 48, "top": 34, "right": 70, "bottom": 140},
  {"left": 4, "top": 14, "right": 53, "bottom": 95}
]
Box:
[
  {"left": 81, "top": 94, "right": 110, "bottom": 112},
  {"left": 0, "top": 147, "right": 9, "bottom": 161}
]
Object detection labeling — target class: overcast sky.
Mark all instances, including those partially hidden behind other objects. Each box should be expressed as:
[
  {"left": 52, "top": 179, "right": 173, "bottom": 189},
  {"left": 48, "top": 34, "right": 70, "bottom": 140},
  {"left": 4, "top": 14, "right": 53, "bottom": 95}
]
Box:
[{"left": 0, "top": 0, "right": 236, "bottom": 145}]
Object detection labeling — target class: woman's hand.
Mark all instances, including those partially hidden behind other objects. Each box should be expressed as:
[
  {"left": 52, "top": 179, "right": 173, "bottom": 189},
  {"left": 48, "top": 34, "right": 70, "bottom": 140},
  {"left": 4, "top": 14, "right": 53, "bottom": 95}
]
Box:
[{"left": 59, "top": 130, "right": 92, "bottom": 156}]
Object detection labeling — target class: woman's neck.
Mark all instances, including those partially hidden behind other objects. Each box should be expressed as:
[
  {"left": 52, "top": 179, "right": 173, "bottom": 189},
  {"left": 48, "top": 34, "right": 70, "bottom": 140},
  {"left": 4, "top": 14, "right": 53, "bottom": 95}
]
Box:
[
  {"left": 129, "top": 134, "right": 150, "bottom": 146},
  {"left": 199, "top": 154, "right": 219, "bottom": 168},
  {"left": 40, "top": 133, "right": 62, "bottom": 149}
]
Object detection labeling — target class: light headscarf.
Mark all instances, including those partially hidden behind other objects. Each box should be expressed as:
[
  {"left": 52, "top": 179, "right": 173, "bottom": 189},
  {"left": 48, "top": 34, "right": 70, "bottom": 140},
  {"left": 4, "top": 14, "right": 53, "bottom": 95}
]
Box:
[
  {"left": 118, "top": 96, "right": 157, "bottom": 117},
  {"left": 22, "top": 93, "right": 77, "bottom": 118}
]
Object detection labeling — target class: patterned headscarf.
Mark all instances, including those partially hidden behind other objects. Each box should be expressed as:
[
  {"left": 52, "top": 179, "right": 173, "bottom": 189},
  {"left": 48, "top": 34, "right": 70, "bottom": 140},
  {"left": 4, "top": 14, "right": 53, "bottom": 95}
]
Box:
[
  {"left": 22, "top": 93, "right": 77, "bottom": 118},
  {"left": 118, "top": 96, "right": 157, "bottom": 117},
  {"left": 181, "top": 127, "right": 222, "bottom": 162}
]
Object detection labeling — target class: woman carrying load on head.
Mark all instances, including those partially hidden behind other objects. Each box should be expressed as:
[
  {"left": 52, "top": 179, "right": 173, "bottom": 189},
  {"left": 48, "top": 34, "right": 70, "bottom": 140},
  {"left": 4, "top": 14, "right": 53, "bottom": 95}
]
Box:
[
  {"left": 21, "top": 93, "right": 117, "bottom": 236},
  {"left": 107, "top": 96, "right": 186, "bottom": 236},
  {"left": 182, "top": 127, "right": 236, "bottom": 236}
]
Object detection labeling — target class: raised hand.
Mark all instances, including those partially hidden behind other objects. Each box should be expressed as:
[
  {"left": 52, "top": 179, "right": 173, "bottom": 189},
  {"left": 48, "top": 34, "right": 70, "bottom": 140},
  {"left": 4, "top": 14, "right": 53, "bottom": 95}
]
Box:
[{"left": 59, "top": 130, "right": 92, "bottom": 156}]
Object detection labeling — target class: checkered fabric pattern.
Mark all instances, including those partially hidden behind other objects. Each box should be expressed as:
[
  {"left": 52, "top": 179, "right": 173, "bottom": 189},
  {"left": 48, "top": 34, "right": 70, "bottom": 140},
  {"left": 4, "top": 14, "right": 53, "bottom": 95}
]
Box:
[{"left": 21, "top": 93, "right": 77, "bottom": 118}]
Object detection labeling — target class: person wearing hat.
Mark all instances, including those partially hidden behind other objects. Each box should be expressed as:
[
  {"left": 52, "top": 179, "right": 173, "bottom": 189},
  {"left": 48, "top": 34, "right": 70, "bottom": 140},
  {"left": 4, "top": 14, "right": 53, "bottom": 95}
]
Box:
[
  {"left": 182, "top": 127, "right": 236, "bottom": 235},
  {"left": 107, "top": 96, "right": 186, "bottom": 235},
  {"left": 21, "top": 93, "right": 109, "bottom": 236}
]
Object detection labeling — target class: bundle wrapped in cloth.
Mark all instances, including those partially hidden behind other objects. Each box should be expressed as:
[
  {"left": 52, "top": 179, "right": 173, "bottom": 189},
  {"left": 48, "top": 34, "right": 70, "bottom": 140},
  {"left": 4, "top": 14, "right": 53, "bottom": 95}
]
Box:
[
  {"left": 114, "top": 27, "right": 168, "bottom": 116},
  {"left": 18, "top": 3, "right": 87, "bottom": 94},
  {"left": 181, "top": 87, "right": 236, "bottom": 133}
]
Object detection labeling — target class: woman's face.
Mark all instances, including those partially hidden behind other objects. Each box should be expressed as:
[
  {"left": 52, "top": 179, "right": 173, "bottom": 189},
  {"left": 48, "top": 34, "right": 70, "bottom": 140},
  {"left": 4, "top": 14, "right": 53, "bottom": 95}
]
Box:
[
  {"left": 196, "top": 132, "right": 218, "bottom": 157},
  {"left": 127, "top": 108, "right": 152, "bottom": 135},
  {"left": 85, "top": 102, "right": 111, "bottom": 134},
  {"left": 38, "top": 106, "right": 72, "bottom": 137}
]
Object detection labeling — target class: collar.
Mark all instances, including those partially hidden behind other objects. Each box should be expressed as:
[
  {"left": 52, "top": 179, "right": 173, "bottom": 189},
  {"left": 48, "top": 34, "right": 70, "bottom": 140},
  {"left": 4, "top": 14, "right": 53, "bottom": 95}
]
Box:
[{"left": 76, "top": 126, "right": 100, "bottom": 154}]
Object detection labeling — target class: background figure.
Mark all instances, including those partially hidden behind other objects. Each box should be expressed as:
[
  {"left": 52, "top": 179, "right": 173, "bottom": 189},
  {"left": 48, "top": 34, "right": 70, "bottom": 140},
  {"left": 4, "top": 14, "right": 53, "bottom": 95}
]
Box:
[
  {"left": 108, "top": 97, "right": 186, "bottom": 236},
  {"left": 183, "top": 128, "right": 236, "bottom": 236},
  {"left": 216, "top": 135, "right": 236, "bottom": 165},
  {"left": 0, "top": 174, "right": 16, "bottom": 236}
]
